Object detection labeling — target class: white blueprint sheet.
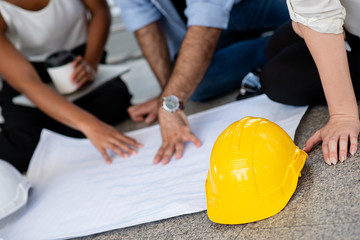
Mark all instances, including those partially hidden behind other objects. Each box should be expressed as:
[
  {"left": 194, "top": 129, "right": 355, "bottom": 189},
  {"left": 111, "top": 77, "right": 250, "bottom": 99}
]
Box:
[{"left": 0, "top": 95, "right": 308, "bottom": 240}]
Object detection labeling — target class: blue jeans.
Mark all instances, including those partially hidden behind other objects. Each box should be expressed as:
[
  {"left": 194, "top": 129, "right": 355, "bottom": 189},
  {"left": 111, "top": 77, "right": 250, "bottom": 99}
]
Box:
[{"left": 190, "top": 0, "right": 289, "bottom": 101}]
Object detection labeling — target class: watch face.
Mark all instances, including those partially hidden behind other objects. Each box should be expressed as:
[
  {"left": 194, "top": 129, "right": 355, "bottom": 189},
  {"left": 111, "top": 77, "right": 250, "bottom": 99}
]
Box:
[{"left": 163, "top": 95, "right": 180, "bottom": 112}]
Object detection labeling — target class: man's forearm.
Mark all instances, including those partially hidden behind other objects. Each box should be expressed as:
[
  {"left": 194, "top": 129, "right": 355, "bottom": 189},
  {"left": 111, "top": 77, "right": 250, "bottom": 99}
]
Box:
[
  {"left": 135, "top": 22, "right": 172, "bottom": 89},
  {"left": 161, "top": 26, "right": 222, "bottom": 101}
]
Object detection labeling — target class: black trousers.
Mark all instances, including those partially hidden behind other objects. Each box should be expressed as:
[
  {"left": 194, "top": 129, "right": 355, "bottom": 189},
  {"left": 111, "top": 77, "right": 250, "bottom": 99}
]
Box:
[
  {"left": 260, "top": 21, "right": 360, "bottom": 106},
  {"left": 0, "top": 45, "right": 131, "bottom": 172}
]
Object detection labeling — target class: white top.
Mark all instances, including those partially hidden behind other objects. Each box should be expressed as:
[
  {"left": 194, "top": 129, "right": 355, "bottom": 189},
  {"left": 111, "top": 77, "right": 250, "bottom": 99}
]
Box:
[
  {"left": 287, "top": 0, "right": 360, "bottom": 37},
  {"left": 0, "top": 0, "right": 88, "bottom": 61}
]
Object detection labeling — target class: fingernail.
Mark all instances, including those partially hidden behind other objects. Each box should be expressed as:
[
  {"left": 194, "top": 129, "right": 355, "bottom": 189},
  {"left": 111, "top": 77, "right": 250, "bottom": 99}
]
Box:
[
  {"left": 326, "top": 158, "right": 331, "bottom": 165},
  {"left": 340, "top": 156, "right": 345, "bottom": 163},
  {"left": 350, "top": 149, "right": 356, "bottom": 156},
  {"left": 331, "top": 157, "right": 337, "bottom": 165}
]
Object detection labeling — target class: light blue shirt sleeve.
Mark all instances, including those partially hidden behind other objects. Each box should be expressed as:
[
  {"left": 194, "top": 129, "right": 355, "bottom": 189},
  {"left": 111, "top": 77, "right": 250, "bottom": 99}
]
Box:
[
  {"left": 186, "top": 0, "right": 238, "bottom": 29},
  {"left": 114, "top": 0, "right": 162, "bottom": 32}
]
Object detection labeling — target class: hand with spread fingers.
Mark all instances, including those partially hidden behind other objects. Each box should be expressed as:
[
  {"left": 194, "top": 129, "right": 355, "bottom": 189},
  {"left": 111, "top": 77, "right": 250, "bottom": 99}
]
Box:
[
  {"left": 290, "top": 21, "right": 360, "bottom": 166},
  {"left": 153, "top": 108, "right": 202, "bottom": 165},
  {"left": 82, "top": 117, "right": 143, "bottom": 164},
  {"left": 127, "top": 97, "right": 159, "bottom": 125},
  {"left": 303, "top": 115, "right": 360, "bottom": 165},
  {"left": 71, "top": 56, "right": 96, "bottom": 88}
]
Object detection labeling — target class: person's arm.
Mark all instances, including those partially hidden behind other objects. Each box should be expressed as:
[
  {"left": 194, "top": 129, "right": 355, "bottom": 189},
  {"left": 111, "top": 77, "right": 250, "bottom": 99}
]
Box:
[
  {"left": 135, "top": 21, "right": 172, "bottom": 89},
  {"left": 154, "top": 25, "right": 222, "bottom": 164},
  {"left": 71, "top": 0, "right": 111, "bottom": 88},
  {"left": 161, "top": 26, "right": 221, "bottom": 101},
  {"left": 115, "top": 0, "right": 166, "bottom": 123},
  {"left": 126, "top": 21, "right": 173, "bottom": 125},
  {"left": 0, "top": 14, "right": 141, "bottom": 164},
  {"left": 294, "top": 22, "right": 360, "bottom": 165}
]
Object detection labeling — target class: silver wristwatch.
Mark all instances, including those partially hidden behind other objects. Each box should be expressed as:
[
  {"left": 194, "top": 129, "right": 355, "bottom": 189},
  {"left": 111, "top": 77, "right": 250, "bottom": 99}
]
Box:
[{"left": 162, "top": 95, "right": 184, "bottom": 113}]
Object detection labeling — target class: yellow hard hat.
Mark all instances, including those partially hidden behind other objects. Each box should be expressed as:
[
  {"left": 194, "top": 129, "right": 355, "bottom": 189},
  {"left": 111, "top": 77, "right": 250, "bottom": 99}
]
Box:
[{"left": 205, "top": 117, "right": 307, "bottom": 224}]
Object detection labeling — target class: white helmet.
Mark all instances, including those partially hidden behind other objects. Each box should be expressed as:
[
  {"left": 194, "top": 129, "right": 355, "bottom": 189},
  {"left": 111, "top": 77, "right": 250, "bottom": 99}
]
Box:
[{"left": 0, "top": 160, "right": 31, "bottom": 220}]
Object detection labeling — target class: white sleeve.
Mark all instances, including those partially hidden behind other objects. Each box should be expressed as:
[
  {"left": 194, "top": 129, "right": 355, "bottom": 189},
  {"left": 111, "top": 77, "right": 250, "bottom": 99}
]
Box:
[{"left": 286, "top": 0, "right": 346, "bottom": 34}]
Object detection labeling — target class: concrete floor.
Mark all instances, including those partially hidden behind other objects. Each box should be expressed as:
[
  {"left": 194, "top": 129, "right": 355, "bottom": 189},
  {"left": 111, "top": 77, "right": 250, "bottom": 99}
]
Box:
[{"left": 72, "top": 20, "right": 360, "bottom": 239}]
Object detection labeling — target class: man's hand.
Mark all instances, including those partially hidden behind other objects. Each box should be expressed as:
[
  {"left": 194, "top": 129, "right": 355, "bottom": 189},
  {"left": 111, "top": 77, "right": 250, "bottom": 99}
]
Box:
[
  {"left": 127, "top": 97, "right": 159, "bottom": 124},
  {"left": 304, "top": 115, "right": 360, "bottom": 165},
  {"left": 151, "top": 26, "right": 220, "bottom": 165},
  {"left": 154, "top": 108, "right": 202, "bottom": 164}
]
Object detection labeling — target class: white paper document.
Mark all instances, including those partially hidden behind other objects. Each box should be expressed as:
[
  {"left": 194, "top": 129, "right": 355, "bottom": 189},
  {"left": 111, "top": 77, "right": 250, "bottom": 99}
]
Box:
[
  {"left": 12, "top": 64, "right": 130, "bottom": 108},
  {"left": 0, "top": 95, "right": 308, "bottom": 240}
]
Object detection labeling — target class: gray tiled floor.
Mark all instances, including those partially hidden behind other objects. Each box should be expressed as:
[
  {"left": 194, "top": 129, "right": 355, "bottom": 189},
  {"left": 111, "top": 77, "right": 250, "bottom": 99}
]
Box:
[{"left": 72, "top": 24, "right": 360, "bottom": 239}]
